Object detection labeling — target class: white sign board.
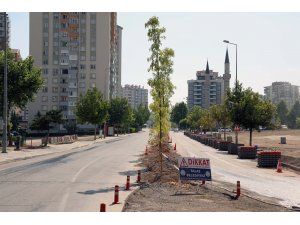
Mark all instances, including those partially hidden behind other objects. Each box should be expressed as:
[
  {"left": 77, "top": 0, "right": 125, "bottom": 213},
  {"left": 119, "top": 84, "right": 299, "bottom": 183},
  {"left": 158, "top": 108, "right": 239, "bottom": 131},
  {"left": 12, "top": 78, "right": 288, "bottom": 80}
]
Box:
[{"left": 178, "top": 157, "right": 212, "bottom": 181}]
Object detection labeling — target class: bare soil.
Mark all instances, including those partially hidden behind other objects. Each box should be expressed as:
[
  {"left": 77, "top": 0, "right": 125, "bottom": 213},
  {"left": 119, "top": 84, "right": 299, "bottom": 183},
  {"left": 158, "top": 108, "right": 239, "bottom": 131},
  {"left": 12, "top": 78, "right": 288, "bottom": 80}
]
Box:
[
  {"left": 237, "top": 129, "right": 300, "bottom": 168},
  {"left": 123, "top": 142, "right": 290, "bottom": 212}
]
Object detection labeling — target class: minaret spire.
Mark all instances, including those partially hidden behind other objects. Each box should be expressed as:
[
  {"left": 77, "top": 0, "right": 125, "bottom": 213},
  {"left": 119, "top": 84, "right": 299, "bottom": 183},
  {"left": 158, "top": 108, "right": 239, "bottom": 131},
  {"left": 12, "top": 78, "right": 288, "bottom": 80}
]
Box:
[
  {"left": 225, "top": 48, "right": 230, "bottom": 64},
  {"left": 205, "top": 60, "right": 210, "bottom": 74}
]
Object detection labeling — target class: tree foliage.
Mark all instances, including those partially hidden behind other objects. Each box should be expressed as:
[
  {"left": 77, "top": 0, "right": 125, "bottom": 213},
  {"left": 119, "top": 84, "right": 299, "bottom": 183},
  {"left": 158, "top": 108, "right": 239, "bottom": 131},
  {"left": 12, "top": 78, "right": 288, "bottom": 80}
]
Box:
[
  {"left": 287, "top": 101, "right": 300, "bottom": 129},
  {"left": 108, "top": 97, "right": 130, "bottom": 135},
  {"left": 227, "top": 83, "right": 276, "bottom": 146},
  {"left": 171, "top": 102, "right": 188, "bottom": 125},
  {"left": 74, "top": 88, "right": 108, "bottom": 139},
  {"left": 276, "top": 100, "right": 288, "bottom": 125},
  {"left": 186, "top": 105, "right": 204, "bottom": 131},
  {"left": 210, "top": 103, "right": 231, "bottom": 138},
  {"left": 0, "top": 49, "right": 43, "bottom": 114}
]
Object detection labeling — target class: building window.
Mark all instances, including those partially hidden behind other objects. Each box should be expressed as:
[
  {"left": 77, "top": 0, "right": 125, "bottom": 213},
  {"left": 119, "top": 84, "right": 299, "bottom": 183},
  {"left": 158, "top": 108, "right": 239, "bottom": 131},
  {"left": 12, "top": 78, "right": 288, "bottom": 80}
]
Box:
[
  {"left": 43, "top": 69, "right": 48, "bottom": 75},
  {"left": 80, "top": 64, "right": 86, "bottom": 70},
  {"left": 90, "top": 82, "right": 96, "bottom": 88},
  {"left": 52, "top": 87, "right": 58, "bottom": 93},
  {"left": 42, "top": 87, "right": 48, "bottom": 93},
  {"left": 60, "top": 96, "right": 68, "bottom": 102},
  {"left": 44, "top": 78, "right": 48, "bottom": 84},
  {"left": 80, "top": 55, "right": 86, "bottom": 61},
  {"left": 90, "top": 73, "right": 96, "bottom": 79},
  {"left": 90, "top": 64, "right": 96, "bottom": 69},
  {"left": 79, "top": 82, "right": 86, "bottom": 88},
  {"left": 42, "top": 96, "right": 48, "bottom": 102},
  {"left": 42, "top": 105, "right": 48, "bottom": 111},
  {"left": 43, "top": 59, "right": 48, "bottom": 65},
  {"left": 61, "top": 87, "right": 67, "bottom": 93},
  {"left": 52, "top": 78, "right": 58, "bottom": 84},
  {"left": 80, "top": 73, "right": 86, "bottom": 79},
  {"left": 52, "top": 105, "right": 58, "bottom": 110},
  {"left": 53, "top": 69, "right": 59, "bottom": 76},
  {"left": 90, "top": 55, "right": 96, "bottom": 61},
  {"left": 52, "top": 96, "right": 58, "bottom": 102}
]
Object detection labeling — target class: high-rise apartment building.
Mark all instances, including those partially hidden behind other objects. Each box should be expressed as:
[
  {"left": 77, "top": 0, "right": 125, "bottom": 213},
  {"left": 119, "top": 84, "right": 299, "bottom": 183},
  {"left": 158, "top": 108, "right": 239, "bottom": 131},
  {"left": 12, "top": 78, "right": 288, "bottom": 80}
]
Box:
[
  {"left": 0, "top": 13, "right": 10, "bottom": 52},
  {"left": 264, "top": 82, "right": 299, "bottom": 108},
  {"left": 116, "top": 25, "right": 123, "bottom": 97},
  {"left": 28, "top": 12, "right": 120, "bottom": 129},
  {"left": 122, "top": 85, "right": 148, "bottom": 109},
  {"left": 187, "top": 49, "right": 231, "bottom": 109}
]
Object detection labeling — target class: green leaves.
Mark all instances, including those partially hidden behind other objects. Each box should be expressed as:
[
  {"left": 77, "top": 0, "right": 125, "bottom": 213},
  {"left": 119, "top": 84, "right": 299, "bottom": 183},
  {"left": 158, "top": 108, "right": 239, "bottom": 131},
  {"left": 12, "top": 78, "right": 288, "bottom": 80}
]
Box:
[
  {"left": 145, "top": 16, "right": 175, "bottom": 139},
  {"left": 74, "top": 88, "right": 108, "bottom": 126},
  {"left": 171, "top": 102, "right": 188, "bottom": 125},
  {"left": 0, "top": 49, "right": 43, "bottom": 114}
]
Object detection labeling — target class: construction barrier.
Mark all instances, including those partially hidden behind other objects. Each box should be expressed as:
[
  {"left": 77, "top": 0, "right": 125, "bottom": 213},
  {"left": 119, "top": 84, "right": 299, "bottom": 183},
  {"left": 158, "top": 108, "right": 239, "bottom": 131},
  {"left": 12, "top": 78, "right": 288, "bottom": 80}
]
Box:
[
  {"left": 236, "top": 181, "right": 241, "bottom": 198},
  {"left": 46, "top": 135, "right": 78, "bottom": 145},
  {"left": 137, "top": 170, "right": 141, "bottom": 183},
  {"left": 228, "top": 143, "right": 244, "bottom": 155},
  {"left": 257, "top": 151, "right": 281, "bottom": 167},
  {"left": 238, "top": 146, "right": 257, "bottom": 159}
]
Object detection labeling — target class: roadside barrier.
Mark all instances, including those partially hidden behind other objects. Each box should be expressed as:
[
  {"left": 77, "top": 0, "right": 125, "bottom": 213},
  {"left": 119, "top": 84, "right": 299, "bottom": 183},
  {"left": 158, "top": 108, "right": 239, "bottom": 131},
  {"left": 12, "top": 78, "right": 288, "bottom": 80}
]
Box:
[
  {"left": 100, "top": 203, "right": 106, "bottom": 212},
  {"left": 114, "top": 185, "right": 119, "bottom": 204},
  {"left": 174, "top": 143, "right": 176, "bottom": 150},
  {"left": 125, "top": 176, "right": 130, "bottom": 190},
  {"left": 137, "top": 170, "right": 141, "bottom": 183},
  {"left": 277, "top": 159, "right": 283, "bottom": 173},
  {"left": 202, "top": 180, "right": 205, "bottom": 185},
  {"left": 236, "top": 181, "right": 241, "bottom": 198},
  {"left": 145, "top": 146, "right": 148, "bottom": 155}
]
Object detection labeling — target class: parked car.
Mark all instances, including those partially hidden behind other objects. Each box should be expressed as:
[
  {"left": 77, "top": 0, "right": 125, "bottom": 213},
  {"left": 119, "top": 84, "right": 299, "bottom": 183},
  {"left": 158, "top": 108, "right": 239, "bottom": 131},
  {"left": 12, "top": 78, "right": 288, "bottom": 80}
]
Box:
[
  {"left": 281, "top": 125, "right": 288, "bottom": 129},
  {"left": 218, "top": 128, "right": 232, "bottom": 132}
]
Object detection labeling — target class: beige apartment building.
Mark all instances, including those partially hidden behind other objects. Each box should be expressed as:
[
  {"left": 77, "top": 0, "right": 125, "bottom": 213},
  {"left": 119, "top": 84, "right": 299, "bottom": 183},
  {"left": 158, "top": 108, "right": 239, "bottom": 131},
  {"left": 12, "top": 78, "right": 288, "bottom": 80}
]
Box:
[
  {"left": 122, "top": 85, "right": 148, "bottom": 109},
  {"left": 28, "top": 12, "right": 121, "bottom": 131}
]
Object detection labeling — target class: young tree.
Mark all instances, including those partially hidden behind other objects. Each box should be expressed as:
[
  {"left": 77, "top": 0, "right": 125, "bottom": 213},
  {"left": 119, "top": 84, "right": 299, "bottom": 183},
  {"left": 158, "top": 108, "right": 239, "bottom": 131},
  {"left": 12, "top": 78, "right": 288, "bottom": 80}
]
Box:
[
  {"left": 296, "top": 117, "right": 300, "bottom": 129},
  {"left": 74, "top": 88, "right": 108, "bottom": 140},
  {"left": 186, "top": 105, "right": 204, "bottom": 131},
  {"left": 171, "top": 102, "right": 188, "bottom": 126},
  {"left": 276, "top": 100, "right": 288, "bottom": 125},
  {"left": 108, "top": 97, "right": 130, "bottom": 136},
  {"left": 145, "top": 16, "right": 175, "bottom": 175},
  {"left": 239, "top": 89, "right": 276, "bottom": 146},
  {"left": 199, "top": 109, "right": 214, "bottom": 134},
  {"left": 30, "top": 109, "right": 63, "bottom": 145},
  {"left": 210, "top": 103, "right": 231, "bottom": 139}
]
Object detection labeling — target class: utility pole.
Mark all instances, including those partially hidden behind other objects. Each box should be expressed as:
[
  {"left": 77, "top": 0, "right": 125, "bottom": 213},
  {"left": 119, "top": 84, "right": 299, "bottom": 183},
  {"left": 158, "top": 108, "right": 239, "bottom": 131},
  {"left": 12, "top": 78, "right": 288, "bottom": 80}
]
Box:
[{"left": 2, "top": 12, "right": 8, "bottom": 153}]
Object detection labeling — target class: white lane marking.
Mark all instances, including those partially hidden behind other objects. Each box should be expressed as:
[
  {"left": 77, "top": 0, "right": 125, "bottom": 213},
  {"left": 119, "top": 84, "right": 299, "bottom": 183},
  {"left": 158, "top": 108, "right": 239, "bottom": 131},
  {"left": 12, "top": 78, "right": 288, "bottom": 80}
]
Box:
[{"left": 59, "top": 155, "right": 103, "bottom": 211}]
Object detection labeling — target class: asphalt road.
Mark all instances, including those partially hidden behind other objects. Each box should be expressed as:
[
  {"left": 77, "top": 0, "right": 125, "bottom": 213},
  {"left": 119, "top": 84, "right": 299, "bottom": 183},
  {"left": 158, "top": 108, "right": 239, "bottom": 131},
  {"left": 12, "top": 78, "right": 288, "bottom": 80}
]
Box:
[
  {"left": 0, "top": 130, "right": 148, "bottom": 212},
  {"left": 171, "top": 131, "right": 300, "bottom": 208}
]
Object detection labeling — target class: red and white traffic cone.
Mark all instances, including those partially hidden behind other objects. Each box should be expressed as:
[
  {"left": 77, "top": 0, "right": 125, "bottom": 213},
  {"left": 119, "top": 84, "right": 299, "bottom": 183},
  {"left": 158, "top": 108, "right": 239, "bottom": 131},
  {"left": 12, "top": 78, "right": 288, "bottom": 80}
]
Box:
[
  {"left": 100, "top": 203, "right": 106, "bottom": 212},
  {"left": 174, "top": 143, "right": 176, "bottom": 150},
  {"left": 137, "top": 170, "right": 141, "bottom": 183},
  {"left": 125, "top": 175, "right": 130, "bottom": 190},
  {"left": 113, "top": 185, "right": 119, "bottom": 204},
  {"left": 277, "top": 159, "right": 283, "bottom": 173},
  {"left": 236, "top": 181, "right": 241, "bottom": 198}
]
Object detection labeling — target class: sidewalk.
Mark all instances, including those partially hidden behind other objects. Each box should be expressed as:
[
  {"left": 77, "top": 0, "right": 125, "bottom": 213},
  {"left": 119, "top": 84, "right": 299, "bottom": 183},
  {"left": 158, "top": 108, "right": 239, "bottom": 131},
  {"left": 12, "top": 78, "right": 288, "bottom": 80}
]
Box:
[{"left": 0, "top": 134, "right": 130, "bottom": 165}]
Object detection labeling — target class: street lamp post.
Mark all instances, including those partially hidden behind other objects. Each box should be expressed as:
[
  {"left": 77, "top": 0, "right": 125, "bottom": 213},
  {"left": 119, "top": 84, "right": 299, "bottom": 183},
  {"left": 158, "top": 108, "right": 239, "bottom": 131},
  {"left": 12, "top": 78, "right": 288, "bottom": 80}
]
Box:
[
  {"left": 2, "top": 12, "right": 8, "bottom": 153},
  {"left": 223, "top": 40, "right": 238, "bottom": 144}
]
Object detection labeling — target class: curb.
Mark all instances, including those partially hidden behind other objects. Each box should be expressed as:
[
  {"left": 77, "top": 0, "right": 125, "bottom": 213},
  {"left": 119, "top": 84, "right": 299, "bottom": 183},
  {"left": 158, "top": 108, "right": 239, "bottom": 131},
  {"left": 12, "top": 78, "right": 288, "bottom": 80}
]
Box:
[{"left": 121, "top": 184, "right": 142, "bottom": 212}]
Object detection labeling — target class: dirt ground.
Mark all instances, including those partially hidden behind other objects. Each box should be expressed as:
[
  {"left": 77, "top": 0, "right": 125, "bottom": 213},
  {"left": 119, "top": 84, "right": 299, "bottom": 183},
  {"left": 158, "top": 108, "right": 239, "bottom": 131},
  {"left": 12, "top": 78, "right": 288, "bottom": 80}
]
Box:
[
  {"left": 123, "top": 143, "right": 290, "bottom": 212},
  {"left": 235, "top": 129, "right": 300, "bottom": 168}
]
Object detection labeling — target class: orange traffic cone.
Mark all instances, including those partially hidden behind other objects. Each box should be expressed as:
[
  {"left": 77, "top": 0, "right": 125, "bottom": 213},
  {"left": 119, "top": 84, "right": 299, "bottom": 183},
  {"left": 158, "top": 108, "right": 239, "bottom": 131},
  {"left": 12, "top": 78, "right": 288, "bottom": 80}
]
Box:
[
  {"left": 277, "top": 159, "right": 283, "bottom": 173},
  {"left": 174, "top": 143, "right": 176, "bottom": 150}
]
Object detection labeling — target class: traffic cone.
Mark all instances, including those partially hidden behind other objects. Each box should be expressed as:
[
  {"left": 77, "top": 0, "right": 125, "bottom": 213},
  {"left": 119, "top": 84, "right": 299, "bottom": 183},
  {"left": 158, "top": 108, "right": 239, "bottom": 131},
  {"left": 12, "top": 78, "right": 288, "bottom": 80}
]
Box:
[
  {"left": 277, "top": 159, "right": 283, "bottom": 173},
  {"left": 174, "top": 143, "right": 176, "bottom": 150}
]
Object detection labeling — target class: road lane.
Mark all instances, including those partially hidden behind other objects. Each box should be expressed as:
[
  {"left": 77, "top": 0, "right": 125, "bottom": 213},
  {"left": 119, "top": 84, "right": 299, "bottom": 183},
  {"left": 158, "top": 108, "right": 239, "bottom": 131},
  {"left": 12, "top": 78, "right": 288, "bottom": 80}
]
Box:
[
  {"left": 171, "top": 131, "right": 300, "bottom": 208},
  {"left": 0, "top": 130, "right": 148, "bottom": 212}
]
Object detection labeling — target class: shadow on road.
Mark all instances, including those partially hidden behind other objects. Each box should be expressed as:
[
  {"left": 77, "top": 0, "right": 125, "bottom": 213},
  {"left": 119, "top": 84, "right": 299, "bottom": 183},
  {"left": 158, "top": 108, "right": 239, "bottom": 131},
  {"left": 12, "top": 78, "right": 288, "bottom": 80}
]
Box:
[{"left": 77, "top": 186, "right": 115, "bottom": 195}]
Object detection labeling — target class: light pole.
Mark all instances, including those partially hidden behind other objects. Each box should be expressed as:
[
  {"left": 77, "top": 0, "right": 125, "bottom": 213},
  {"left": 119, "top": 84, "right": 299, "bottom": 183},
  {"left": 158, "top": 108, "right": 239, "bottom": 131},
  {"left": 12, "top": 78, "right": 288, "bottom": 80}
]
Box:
[
  {"left": 2, "top": 12, "right": 8, "bottom": 153},
  {"left": 223, "top": 39, "right": 238, "bottom": 144}
]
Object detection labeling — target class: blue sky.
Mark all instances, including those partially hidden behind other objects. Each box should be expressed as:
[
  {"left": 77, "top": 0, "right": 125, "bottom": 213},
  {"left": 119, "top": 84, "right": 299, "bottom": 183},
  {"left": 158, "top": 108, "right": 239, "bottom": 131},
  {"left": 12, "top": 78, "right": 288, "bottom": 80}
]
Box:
[{"left": 8, "top": 12, "right": 300, "bottom": 105}]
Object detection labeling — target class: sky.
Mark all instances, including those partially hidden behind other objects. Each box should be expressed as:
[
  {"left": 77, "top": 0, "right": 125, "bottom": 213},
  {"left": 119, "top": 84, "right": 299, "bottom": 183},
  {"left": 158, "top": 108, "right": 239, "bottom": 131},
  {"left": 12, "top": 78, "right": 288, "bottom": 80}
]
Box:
[{"left": 8, "top": 12, "right": 300, "bottom": 105}]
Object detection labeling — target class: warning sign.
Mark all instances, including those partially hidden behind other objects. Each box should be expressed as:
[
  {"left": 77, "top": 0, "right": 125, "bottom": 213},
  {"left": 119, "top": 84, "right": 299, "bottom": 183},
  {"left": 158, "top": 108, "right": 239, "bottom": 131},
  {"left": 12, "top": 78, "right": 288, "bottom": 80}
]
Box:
[
  {"left": 178, "top": 157, "right": 212, "bottom": 181},
  {"left": 178, "top": 157, "right": 211, "bottom": 169}
]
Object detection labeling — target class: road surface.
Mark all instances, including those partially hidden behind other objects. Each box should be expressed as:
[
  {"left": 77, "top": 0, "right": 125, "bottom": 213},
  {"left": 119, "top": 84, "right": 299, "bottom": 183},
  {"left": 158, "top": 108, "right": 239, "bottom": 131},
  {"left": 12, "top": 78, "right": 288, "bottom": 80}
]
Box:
[
  {"left": 0, "top": 131, "right": 148, "bottom": 212},
  {"left": 172, "top": 131, "right": 300, "bottom": 208}
]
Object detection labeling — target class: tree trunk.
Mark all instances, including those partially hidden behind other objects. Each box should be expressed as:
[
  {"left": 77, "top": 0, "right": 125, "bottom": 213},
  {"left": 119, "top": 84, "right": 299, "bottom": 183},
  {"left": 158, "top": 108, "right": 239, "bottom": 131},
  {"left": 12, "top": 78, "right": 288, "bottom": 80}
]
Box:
[
  {"left": 94, "top": 125, "right": 97, "bottom": 140},
  {"left": 249, "top": 127, "right": 253, "bottom": 146}
]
